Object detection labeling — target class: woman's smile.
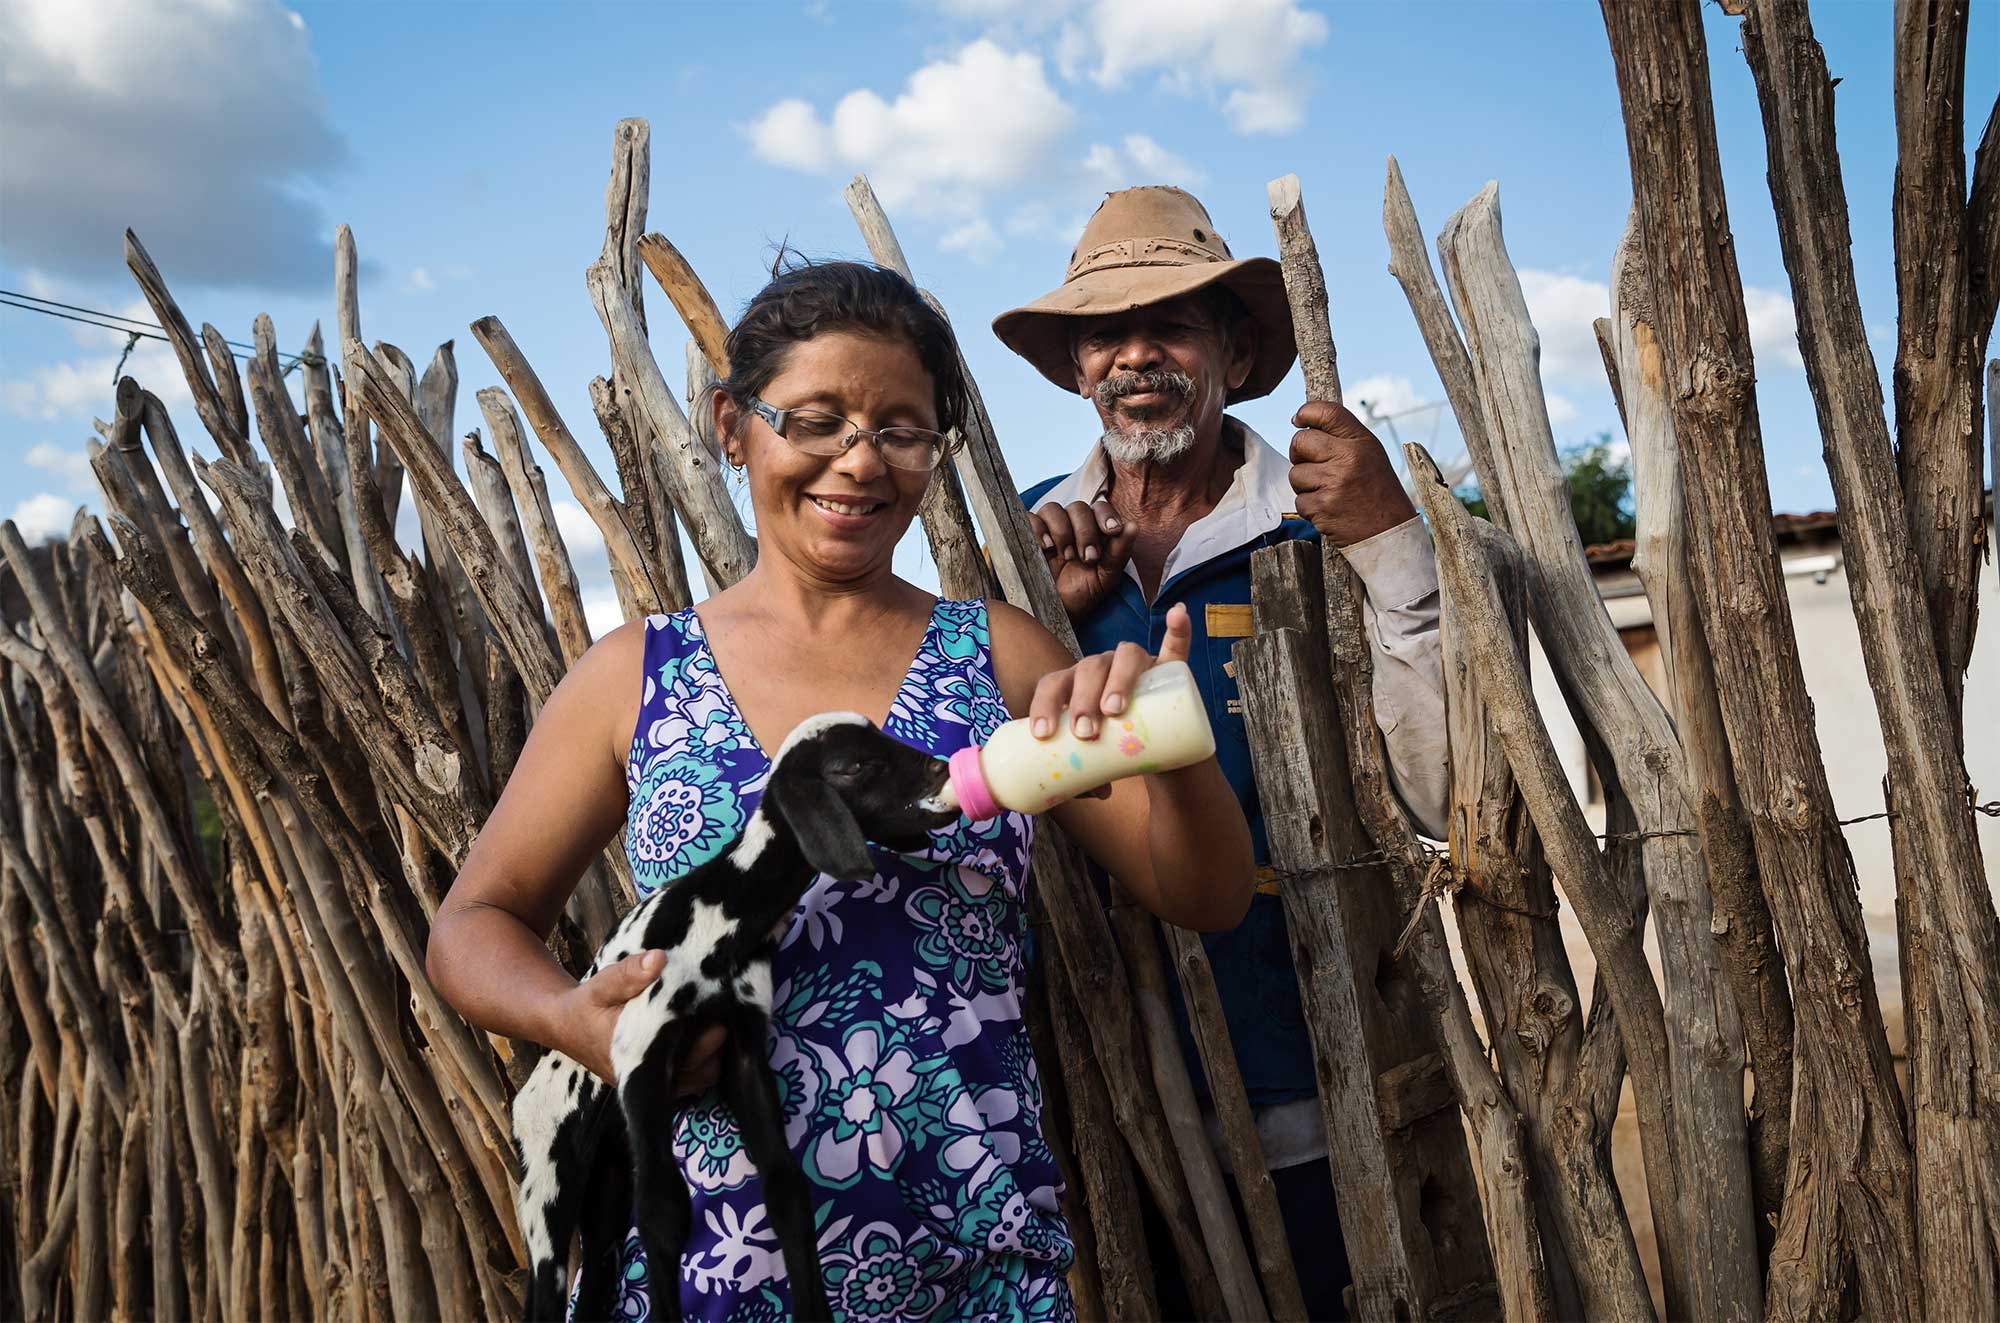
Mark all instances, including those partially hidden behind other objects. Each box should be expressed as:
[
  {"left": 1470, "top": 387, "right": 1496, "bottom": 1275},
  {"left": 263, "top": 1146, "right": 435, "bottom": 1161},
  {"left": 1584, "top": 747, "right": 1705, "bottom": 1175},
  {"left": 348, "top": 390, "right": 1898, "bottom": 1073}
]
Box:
[{"left": 806, "top": 491, "right": 892, "bottom": 529}]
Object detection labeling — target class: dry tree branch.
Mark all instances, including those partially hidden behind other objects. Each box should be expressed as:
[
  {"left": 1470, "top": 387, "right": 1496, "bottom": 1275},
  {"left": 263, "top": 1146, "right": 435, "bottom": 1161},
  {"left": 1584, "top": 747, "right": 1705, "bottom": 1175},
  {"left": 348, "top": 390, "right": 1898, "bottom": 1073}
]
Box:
[
  {"left": 1737, "top": 3, "right": 1999, "bottom": 1309},
  {"left": 1890, "top": 0, "right": 1984, "bottom": 725},
  {"left": 480, "top": 389, "right": 594, "bottom": 667},
  {"left": 1610, "top": 215, "right": 1793, "bottom": 1250},
  {"left": 1406, "top": 441, "right": 1681, "bottom": 1317},
  {"left": 1599, "top": 2, "right": 1923, "bottom": 1314},
  {"left": 638, "top": 233, "right": 732, "bottom": 378},
  {"left": 348, "top": 342, "right": 566, "bottom": 706},
  {"left": 1436, "top": 182, "right": 1754, "bottom": 1318},
  {"left": 1, "top": 520, "right": 241, "bottom": 1003}
]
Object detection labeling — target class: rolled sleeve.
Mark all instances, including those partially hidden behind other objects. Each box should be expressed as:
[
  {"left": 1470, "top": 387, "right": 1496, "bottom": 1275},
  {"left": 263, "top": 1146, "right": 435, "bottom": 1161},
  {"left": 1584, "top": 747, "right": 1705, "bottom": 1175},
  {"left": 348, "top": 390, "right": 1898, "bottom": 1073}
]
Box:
[{"left": 1334, "top": 517, "right": 1450, "bottom": 838}]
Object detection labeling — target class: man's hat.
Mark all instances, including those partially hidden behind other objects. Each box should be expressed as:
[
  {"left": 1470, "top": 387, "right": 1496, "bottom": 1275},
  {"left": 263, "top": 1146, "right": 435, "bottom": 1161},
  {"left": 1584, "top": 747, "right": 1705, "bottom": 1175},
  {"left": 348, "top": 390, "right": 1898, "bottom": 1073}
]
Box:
[{"left": 993, "top": 186, "right": 1298, "bottom": 403}]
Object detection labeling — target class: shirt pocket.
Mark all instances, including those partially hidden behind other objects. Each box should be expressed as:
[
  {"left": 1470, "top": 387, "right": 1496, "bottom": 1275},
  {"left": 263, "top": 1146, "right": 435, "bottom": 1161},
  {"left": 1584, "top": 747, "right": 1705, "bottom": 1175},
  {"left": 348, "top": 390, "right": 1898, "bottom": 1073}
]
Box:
[{"left": 1201, "top": 602, "right": 1256, "bottom": 750}]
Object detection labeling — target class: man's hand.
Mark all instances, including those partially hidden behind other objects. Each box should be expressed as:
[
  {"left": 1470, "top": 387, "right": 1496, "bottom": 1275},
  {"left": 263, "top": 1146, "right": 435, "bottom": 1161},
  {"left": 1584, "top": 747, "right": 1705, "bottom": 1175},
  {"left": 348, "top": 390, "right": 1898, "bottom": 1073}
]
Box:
[
  {"left": 1029, "top": 498, "right": 1136, "bottom": 620},
  {"left": 1289, "top": 401, "right": 1417, "bottom": 546}
]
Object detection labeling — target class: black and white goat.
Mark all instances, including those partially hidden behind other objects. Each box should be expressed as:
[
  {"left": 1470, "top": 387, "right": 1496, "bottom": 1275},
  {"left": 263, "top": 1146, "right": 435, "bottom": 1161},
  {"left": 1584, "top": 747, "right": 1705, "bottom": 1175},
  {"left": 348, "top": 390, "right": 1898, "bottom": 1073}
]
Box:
[{"left": 512, "top": 713, "right": 960, "bottom": 1323}]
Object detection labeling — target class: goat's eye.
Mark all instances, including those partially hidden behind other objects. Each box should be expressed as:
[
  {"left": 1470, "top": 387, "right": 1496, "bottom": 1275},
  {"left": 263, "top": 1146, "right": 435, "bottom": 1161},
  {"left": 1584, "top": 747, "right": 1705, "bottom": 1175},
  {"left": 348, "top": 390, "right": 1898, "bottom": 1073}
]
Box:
[{"left": 825, "top": 758, "right": 861, "bottom": 780}]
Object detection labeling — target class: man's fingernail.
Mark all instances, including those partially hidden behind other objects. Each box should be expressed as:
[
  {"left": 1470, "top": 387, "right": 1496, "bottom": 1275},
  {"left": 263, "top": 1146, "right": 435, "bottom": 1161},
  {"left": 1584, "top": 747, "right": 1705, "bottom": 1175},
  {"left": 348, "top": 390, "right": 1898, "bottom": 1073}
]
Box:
[
  {"left": 1041, "top": 535, "right": 1054, "bottom": 550},
  {"left": 1104, "top": 693, "right": 1125, "bottom": 714},
  {"left": 1104, "top": 516, "right": 1120, "bottom": 530},
  {"left": 643, "top": 951, "right": 663, "bottom": 972},
  {"left": 1032, "top": 718, "right": 1052, "bottom": 738},
  {"left": 1075, "top": 716, "right": 1097, "bottom": 738},
  {"left": 1083, "top": 546, "right": 1099, "bottom": 563}
]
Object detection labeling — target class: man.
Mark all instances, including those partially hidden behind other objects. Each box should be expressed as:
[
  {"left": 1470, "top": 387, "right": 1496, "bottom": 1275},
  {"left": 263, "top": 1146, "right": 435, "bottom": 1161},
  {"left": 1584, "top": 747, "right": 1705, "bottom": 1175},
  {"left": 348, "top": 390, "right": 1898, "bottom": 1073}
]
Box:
[{"left": 993, "top": 186, "right": 1449, "bottom": 1318}]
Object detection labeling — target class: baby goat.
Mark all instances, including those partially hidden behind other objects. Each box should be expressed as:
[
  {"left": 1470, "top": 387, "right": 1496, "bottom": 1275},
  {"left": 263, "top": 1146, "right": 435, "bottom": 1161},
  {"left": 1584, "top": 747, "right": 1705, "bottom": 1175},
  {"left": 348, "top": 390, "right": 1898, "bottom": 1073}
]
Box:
[{"left": 513, "top": 713, "right": 960, "bottom": 1323}]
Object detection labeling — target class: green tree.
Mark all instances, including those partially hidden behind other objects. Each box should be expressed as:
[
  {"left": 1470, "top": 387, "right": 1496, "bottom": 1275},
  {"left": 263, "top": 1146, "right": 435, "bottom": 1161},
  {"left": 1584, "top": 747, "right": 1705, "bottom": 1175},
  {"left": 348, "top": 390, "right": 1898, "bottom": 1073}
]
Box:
[{"left": 1453, "top": 433, "right": 1635, "bottom": 546}]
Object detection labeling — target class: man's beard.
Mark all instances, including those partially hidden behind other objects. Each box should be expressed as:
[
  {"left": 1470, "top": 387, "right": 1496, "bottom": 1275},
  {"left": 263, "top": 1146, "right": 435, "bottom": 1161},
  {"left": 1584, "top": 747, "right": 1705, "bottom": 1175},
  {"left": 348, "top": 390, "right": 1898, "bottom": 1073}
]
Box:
[
  {"left": 1101, "top": 420, "right": 1197, "bottom": 464},
  {"left": 1095, "top": 369, "right": 1198, "bottom": 464}
]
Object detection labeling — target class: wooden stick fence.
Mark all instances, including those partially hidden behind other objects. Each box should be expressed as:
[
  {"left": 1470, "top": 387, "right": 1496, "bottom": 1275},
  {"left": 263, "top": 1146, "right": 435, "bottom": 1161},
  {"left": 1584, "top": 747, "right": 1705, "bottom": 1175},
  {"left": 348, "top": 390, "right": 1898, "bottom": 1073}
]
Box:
[{"left": 2, "top": 2, "right": 1996, "bottom": 1317}]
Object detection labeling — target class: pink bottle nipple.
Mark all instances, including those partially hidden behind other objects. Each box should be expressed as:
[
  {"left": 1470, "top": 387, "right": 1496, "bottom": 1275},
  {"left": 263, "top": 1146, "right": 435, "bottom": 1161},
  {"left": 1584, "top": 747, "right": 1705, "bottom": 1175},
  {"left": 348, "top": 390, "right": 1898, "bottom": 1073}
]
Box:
[{"left": 948, "top": 745, "right": 1002, "bottom": 822}]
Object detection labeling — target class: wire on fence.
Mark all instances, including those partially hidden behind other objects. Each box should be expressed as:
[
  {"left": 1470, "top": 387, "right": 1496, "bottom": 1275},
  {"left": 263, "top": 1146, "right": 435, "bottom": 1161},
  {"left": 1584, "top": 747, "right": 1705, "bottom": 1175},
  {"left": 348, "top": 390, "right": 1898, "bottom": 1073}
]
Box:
[{"left": 1373, "top": 796, "right": 2000, "bottom": 960}]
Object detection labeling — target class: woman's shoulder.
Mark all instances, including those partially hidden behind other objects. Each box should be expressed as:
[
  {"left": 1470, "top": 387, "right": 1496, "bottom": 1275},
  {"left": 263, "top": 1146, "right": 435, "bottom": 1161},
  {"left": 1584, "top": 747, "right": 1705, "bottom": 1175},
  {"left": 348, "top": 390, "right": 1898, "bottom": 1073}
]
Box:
[
  {"left": 573, "top": 613, "right": 658, "bottom": 679},
  {"left": 539, "top": 614, "right": 670, "bottom": 766}
]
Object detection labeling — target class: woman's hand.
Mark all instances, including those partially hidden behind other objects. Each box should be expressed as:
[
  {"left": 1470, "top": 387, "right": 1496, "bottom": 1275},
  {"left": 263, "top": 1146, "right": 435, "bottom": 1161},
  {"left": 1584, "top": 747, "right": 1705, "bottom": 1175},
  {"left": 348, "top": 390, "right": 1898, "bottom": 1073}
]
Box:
[
  {"left": 555, "top": 950, "right": 728, "bottom": 1092},
  {"left": 1027, "top": 602, "right": 1192, "bottom": 743},
  {"left": 988, "top": 599, "right": 1253, "bottom": 932}
]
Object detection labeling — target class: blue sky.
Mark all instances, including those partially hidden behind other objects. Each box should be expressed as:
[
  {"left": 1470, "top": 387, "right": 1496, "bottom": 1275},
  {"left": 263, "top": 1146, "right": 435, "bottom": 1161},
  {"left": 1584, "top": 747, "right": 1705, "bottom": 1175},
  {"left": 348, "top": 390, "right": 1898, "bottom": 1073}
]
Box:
[{"left": 2, "top": 0, "right": 1993, "bottom": 618}]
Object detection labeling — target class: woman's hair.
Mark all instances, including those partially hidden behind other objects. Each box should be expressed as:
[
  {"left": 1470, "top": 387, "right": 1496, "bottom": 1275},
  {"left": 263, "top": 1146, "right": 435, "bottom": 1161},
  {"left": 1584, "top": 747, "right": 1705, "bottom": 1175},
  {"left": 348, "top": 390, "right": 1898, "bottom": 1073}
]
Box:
[{"left": 717, "top": 254, "right": 970, "bottom": 443}]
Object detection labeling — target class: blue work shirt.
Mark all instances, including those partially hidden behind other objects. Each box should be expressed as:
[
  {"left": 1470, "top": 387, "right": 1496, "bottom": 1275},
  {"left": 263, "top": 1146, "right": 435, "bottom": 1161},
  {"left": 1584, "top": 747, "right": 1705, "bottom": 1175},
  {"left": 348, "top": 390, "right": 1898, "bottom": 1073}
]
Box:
[{"left": 1022, "top": 455, "right": 1322, "bottom": 1107}]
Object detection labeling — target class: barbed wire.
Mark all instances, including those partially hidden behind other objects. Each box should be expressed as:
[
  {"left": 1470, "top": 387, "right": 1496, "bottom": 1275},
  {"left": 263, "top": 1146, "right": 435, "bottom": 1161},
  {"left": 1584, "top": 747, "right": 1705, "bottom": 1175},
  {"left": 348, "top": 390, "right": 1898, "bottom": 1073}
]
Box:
[{"left": 1345, "top": 795, "right": 1999, "bottom": 960}]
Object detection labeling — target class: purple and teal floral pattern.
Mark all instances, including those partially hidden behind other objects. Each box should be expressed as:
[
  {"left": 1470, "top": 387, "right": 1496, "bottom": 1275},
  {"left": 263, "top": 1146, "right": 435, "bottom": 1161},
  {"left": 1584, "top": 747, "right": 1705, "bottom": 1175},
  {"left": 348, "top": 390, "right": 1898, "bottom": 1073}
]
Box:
[{"left": 598, "top": 602, "right": 1072, "bottom": 1321}]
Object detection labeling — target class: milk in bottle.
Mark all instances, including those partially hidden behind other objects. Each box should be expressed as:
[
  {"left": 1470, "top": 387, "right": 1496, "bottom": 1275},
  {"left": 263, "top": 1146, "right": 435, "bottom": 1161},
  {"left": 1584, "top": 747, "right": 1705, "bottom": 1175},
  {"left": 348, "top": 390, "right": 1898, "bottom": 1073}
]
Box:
[{"left": 945, "top": 659, "right": 1216, "bottom": 820}]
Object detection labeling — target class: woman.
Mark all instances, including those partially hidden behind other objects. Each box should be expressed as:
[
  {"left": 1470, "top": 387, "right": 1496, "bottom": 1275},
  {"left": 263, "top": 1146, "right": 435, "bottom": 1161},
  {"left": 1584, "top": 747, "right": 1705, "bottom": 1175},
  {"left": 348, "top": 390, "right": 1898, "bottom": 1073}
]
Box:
[{"left": 427, "top": 259, "right": 1254, "bottom": 1322}]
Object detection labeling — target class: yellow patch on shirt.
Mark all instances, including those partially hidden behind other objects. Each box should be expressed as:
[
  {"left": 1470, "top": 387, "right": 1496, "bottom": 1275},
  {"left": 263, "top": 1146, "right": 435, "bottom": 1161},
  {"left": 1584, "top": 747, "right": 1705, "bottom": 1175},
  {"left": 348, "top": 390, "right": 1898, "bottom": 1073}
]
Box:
[{"left": 1205, "top": 603, "right": 1255, "bottom": 638}]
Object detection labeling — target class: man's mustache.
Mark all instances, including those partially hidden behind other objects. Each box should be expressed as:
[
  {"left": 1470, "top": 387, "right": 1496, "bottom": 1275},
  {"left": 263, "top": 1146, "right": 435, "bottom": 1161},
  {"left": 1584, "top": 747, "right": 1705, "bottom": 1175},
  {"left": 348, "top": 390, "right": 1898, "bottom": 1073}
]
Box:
[{"left": 1094, "top": 370, "right": 1196, "bottom": 409}]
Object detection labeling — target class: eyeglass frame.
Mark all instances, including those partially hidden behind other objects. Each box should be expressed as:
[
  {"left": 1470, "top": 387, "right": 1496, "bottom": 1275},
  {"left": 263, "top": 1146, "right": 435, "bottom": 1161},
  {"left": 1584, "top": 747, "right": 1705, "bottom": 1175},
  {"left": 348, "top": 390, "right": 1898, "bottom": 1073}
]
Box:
[{"left": 745, "top": 396, "right": 955, "bottom": 472}]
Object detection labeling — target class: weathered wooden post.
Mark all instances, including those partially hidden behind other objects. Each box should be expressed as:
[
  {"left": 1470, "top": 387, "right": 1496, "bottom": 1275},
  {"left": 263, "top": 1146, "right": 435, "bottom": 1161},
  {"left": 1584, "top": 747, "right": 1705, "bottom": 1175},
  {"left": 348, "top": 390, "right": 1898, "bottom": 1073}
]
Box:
[
  {"left": 1235, "top": 541, "right": 1498, "bottom": 1322},
  {"left": 1235, "top": 176, "right": 1499, "bottom": 1321}
]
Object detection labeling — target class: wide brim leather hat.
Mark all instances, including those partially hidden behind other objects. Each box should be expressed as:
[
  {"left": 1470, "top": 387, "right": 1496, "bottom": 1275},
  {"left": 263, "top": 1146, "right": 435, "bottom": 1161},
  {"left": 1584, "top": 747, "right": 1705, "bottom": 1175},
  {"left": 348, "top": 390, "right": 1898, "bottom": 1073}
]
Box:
[{"left": 993, "top": 185, "right": 1297, "bottom": 403}]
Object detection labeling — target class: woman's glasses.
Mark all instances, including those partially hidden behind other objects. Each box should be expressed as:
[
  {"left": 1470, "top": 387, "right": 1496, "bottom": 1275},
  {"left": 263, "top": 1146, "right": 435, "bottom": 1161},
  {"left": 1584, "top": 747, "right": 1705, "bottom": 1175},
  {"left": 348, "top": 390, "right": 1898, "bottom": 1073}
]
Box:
[{"left": 748, "top": 398, "right": 950, "bottom": 472}]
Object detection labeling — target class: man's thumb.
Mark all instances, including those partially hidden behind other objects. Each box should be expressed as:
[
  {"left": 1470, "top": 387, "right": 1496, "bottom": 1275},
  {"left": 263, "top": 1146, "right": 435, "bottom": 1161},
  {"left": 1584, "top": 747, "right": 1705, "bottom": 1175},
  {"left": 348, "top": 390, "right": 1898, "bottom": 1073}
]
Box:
[{"left": 1104, "top": 521, "right": 1139, "bottom": 567}]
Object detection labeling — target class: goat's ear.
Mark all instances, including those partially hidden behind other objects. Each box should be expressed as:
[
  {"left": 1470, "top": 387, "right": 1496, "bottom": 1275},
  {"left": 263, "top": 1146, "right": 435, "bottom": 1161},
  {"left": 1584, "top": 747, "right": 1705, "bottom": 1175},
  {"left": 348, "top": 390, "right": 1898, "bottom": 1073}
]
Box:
[{"left": 773, "top": 780, "right": 874, "bottom": 880}]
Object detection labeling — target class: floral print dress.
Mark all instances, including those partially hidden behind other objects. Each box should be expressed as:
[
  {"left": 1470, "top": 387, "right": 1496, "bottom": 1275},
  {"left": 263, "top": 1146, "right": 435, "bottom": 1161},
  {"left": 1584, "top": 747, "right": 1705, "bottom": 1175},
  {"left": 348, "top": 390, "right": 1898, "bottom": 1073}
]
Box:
[{"left": 601, "top": 599, "right": 1075, "bottom": 1322}]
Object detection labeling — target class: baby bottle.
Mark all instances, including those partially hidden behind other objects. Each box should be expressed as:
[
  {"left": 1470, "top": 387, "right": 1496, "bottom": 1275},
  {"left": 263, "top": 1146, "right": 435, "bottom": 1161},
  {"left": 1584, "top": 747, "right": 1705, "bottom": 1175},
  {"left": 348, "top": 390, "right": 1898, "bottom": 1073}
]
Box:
[{"left": 947, "top": 660, "right": 1216, "bottom": 820}]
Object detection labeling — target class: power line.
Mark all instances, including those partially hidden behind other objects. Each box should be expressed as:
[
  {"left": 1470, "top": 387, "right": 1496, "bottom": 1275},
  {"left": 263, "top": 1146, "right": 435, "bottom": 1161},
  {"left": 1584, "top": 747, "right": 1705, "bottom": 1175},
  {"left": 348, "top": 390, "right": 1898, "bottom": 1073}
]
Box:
[
  {"left": 0, "top": 288, "right": 320, "bottom": 381},
  {"left": 1, "top": 289, "right": 161, "bottom": 332}
]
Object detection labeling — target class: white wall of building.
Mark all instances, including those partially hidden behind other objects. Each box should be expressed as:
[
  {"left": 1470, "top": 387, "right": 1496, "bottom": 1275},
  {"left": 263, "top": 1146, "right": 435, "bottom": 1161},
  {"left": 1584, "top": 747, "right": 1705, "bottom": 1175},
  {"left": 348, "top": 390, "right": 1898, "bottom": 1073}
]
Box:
[{"left": 1526, "top": 533, "right": 2000, "bottom": 1047}]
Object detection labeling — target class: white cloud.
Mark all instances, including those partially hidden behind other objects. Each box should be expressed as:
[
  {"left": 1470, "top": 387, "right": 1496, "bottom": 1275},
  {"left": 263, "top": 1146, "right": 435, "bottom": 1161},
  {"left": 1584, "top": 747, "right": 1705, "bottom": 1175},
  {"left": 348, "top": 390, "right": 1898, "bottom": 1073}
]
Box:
[
  {"left": 745, "top": 40, "right": 1074, "bottom": 218},
  {"left": 939, "top": 219, "right": 1003, "bottom": 261},
  {"left": 25, "top": 441, "right": 96, "bottom": 492},
  {"left": 1063, "top": 0, "right": 1329, "bottom": 135},
  {"left": 1119, "top": 134, "right": 1203, "bottom": 184},
  {"left": 8, "top": 493, "right": 77, "bottom": 544},
  {"left": 1345, "top": 373, "right": 1434, "bottom": 422},
  {"left": 393, "top": 487, "right": 423, "bottom": 554},
  {"left": 1517, "top": 269, "right": 1612, "bottom": 385},
  {"left": 1081, "top": 135, "right": 1205, "bottom": 193},
  {"left": 407, "top": 267, "right": 435, "bottom": 292},
  {"left": 582, "top": 592, "right": 623, "bottom": 642},
  {"left": 550, "top": 499, "right": 608, "bottom": 561},
  {"left": 1000, "top": 199, "right": 1097, "bottom": 247},
  {"left": 745, "top": 98, "right": 832, "bottom": 172},
  {"left": 1546, "top": 390, "right": 1580, "bottom": 427},
  {"left": 1518, "top": 267, "right": 1803, "bottom": 382},
  {"left": 934, "top": 0, "right": 1072, "bottom": 22},
  {"left": 1744, "top": 285, "right": 1804, "bottom": 369},
  {"left": 1, "top": 341, "right": 192, "bottom": 421},
  {"left": 0, "top": 0, "right": 349, "bottom": 290}
]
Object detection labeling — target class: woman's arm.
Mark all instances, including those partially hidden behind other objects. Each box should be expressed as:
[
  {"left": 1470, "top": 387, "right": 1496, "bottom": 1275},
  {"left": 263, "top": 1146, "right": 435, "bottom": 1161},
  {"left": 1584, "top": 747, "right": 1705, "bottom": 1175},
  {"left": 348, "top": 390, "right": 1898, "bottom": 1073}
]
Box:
[
  {"left": 426, "top": 620, "right": 714, "bottom": 1083},
  {"left": 987, "top": 601, "right": 1254, "bottom": 932}
]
